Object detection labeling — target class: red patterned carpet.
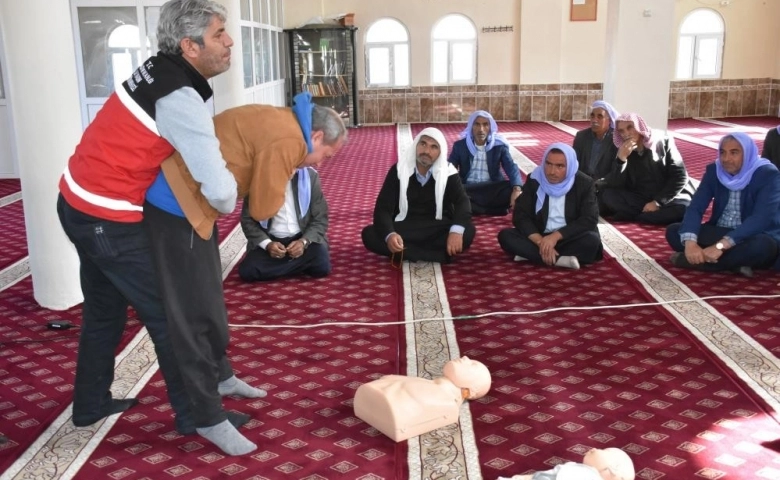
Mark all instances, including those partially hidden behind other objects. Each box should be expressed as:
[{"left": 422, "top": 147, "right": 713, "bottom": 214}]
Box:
[
  {"left": 0, "top": 205, "right": 244, "bottom": 473},
  {"left": 716, "top": 116, "right": 780, "bottom": 129},
  {"left": 0, "top": 201, "right": 27, "bottom": 271},
  {"left": 70, "top": 126, "right": 409, "bottom": 480},
  {"left": 0, "top": 179, "right": 21, "bottom": 198},
  {"left": 668, "top": 118, "right": 768, "bottom": 152},
  {"left": 4, "top": 122, "right": 780, "bottom": 479},
  {"left": 443, "top": 216, "right": 780, "bottom": 479}
]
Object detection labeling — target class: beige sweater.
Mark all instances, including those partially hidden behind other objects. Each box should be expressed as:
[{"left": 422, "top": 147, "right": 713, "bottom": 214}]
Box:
[{"left": 161, "top": 104, "right": 307, "bottom": 239}]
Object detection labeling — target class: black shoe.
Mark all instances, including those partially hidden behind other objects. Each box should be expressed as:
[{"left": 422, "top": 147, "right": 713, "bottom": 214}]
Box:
[
  {"left": 669, "top": 252, "right": 690, "bottom": 268},
  {"left": 176, "top": 411, "right": 252, "bottom": 435},
  {"left": 72, "top": 398, "right": 140, "bottom": 427}
]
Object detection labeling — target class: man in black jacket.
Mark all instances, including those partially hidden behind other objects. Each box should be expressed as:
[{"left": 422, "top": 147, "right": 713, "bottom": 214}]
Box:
[
  {"left": 598, "top": 112, "right": 696, "bottom": 224},
  {"left": 498, "top": 143, "right": 602, "bottom": 270},
  {"left": 572, "top": 100, "right": 619, "bottom": 183},
  {"left": 362, "top": 127, "right": 475, "bottom": 264}
]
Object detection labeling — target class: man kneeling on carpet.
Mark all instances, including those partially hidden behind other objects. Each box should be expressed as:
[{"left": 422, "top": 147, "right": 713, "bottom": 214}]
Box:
[
  {"left": 353, "top": 356, "right": 491, "bottom": 442},
  {"left": 498, "top": 143, "right": 603, "bottom": 270},
  {"left": 238, "top": 166, "right": 331, "bottom": 282},
  {"left": 498, "top": 447, "right": 635, "bottom": 480},
  {"left": 665, "top": 132, "right": 780, "bottom": 277},
  {"left": 361, "top": 127, "right": 476, "bottom": 264}
]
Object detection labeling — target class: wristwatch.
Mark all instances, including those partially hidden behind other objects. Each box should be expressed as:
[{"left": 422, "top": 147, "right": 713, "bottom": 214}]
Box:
[
  {"left": 715, "top": 242, "right": 725, "bottom": 251},
  {"left": 301, "top": 238, "right": 310, "bottom": 249}
]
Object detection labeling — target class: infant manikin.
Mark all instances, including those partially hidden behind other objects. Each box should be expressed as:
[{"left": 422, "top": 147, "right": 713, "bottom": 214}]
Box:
[{"left": 498, "top": 447, "right": 635, "bottom": 480}]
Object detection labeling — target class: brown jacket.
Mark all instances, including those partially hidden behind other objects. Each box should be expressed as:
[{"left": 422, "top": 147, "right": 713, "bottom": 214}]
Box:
[{"left": 161, "top": 104, "right": 307, "bottom": 239}]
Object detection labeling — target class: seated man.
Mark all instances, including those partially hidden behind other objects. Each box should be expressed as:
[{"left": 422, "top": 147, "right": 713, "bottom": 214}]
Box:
[
  {"left": 353, "top": 356, "right": 491, "bottom": 442},
  {"left": 361, "top": 127, "right": 476, "bottom": 264},
  {"left": 498, "top": 143, "right": 602, "bottom": 270},
  {"left": 238, "top": 167, "right": 330, "bottom": 282},
  {"left": 573, "top": 100, "right": 620, "bottom": 182},
  {"left": 448, "top": 110, "right": 523, "bottom": 215},
  {"left": 666, "top": 132, "right": 780, "bottom": 277},
  {"left": 598, "top": 112, "right": 696, "bottom": 225},
  {"left": 762, "top": 125, "right": 780, "bottom": 169}
]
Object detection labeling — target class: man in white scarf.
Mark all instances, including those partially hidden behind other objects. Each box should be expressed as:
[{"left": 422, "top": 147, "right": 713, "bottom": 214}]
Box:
[{"left": 361, "top": 127, "right": 475, "bottom": 264}]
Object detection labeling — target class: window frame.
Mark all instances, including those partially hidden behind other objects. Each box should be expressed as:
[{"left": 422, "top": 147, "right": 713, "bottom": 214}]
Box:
[
  {"left": 240, "top": 0, "right": 284, "bottom": 90},
  {"left": 430, "top": 14, "right": 477, "bottom": 86},
  {"left": 675, "top": 8, "right": 724, "bottom": 80},
  {"left": 364, "top": 18, "right": 410, "bottom": 88}
]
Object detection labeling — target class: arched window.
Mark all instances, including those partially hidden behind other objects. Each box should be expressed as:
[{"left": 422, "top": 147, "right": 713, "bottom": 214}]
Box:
[
  {"left": 676, "top": 9, "right": 724, "bottom": 79},
  {"left": 431, "top": 14, "right": 476, "bottom": 85},
  {"left": 365, "top": 18, "right": 409, "bottom": 87},
  {"left": 108, "top": 24, "right": 144, "bottom": 93}
]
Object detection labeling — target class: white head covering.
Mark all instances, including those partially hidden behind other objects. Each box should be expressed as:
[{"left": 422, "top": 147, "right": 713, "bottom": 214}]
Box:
[{"left": 396, "top": 127, "right": 457, "bottom": 222}]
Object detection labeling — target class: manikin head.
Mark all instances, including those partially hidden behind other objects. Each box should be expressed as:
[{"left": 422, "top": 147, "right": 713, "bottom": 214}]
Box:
[
  {"left": 583, "top": 448, "right": 635, "bottom": 480},
  {"left": 442, "top": 356, "right": 491, "bottom": 399}
]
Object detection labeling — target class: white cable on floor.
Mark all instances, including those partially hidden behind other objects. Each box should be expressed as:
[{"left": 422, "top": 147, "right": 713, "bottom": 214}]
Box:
[{"left": 227, "top": 293, "right": 780, "bottom": 329}]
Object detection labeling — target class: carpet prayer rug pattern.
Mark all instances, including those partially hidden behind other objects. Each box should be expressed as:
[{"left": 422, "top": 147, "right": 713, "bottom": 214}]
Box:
[{"left": 0, "top": 201, "right": 28, "bottom": 272}]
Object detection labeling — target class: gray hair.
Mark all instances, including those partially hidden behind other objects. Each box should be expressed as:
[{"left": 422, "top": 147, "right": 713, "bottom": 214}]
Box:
[
  {"left": 312, "top": 105, "right": 348, "bottom": 146},
  {"left": 157, "top": 0, "right": 227, "bottom": 55}
]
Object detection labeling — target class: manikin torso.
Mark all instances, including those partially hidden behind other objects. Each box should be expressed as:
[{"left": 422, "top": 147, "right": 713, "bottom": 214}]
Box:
[{"left": 353, "top": 375, "right": 463, "bottom": 442}]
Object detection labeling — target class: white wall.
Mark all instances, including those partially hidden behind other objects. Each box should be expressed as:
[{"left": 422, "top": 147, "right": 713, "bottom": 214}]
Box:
[
  {"left": 674, "top": 0, "right": 780, "bottom": 80},
  {"left": 0, "top": 0, "right": 84, "bottom": 309},
  {"left": 285, "top": 0, "right": 522, "bottom": 88},
  {"left": 285, "top": 0, "right": 780, "bottom": 89}
]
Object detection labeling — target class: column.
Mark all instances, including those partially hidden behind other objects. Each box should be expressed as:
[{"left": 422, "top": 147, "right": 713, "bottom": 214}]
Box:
[
  {"left": 0, "top": 1, "right": 84, "bottom": 309},
  {"left": 603, "top": 0, "right": 676, "bottom": 129}
]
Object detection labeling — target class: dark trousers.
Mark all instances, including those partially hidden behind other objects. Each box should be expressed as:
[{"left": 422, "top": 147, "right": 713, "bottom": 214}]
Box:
[
  {"left": 238, "top": 235, "right": 331, "bottom": 282},
  {"left": 56, "top": 195, "right": 192, "bottom": 429},
  {"left": 361, "top": 219, "right": 476, "bottom": 264},
  {"left": 144, "top": 202, "right": 234, "bottom": 428},
  {"left": 599, "top": 188, "right": 687, "bottom": 225},
  {"left": 497, "top": 227, "right": 604, "bottom": 265},
  {"left": 666, "top": 223, "right": 779, "bottom": 271},
  {"left": 464, "top": 180, "right": 512, "bottom": 216}
]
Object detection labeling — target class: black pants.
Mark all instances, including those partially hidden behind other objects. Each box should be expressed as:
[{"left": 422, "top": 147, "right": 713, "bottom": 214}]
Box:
[
  {"left": 497, "top": 227, "right": 603, "bottom": 265},
  {"left": 464, "top": 180, "right": 512, "bottom": 216},
  {"left": 361, "top": 219, "right": 476, "bottom": 264},
  {"left": 238, "top": 235, "right": 331, "bottom": 282},
  {"left": 666, "top": 223, "right": 779, "bottom": 271},
  {"left": 144, "top": 202, "right": 234, "bottom": 428},
  {"left": 56, "top": 195, "right": 192, "bottom": 430},
  {"left": 599, "top": 188, "right": 687, "bottom": 225}
]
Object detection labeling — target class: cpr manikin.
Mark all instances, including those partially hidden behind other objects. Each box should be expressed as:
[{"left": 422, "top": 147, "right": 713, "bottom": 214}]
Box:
[
  {"left": 353, "top": 356, "right": 491, "bottom": 442},
  {"left": 498, "top": 447, "right": 636, "bottom": 480}
]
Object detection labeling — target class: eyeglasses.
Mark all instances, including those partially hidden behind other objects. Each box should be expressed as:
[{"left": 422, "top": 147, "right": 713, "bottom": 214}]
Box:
[{"left": 390, "top": 249, "right": 404, "bottom": 270}]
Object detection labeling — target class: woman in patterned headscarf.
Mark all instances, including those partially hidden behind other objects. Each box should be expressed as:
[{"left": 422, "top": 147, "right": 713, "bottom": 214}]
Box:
[{"left": 597, "top": 112, "right": 696, "bottom": 225}]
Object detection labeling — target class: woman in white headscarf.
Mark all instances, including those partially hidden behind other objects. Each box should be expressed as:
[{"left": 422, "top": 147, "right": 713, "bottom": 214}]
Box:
[
  {"left": 498, "top": 143, "right": 602, "bottom": 269},
  {"left": 361, "top": 127, "right": 476, "bottom": 264}
]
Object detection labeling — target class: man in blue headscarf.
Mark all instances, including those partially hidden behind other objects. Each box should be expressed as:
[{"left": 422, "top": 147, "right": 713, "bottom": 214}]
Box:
[
  {"left": 448, "top": 110, "right": 523, "bottom": 215},
  {"left": 498, "top": 143, "right": 603, "bottom": 270},
  {"left": 572, "top": 100, "right": 619, "bottom": 182},
  {"left": 238, "top": 166, "right": 331, "bottom": 282},
  {"left": 666, "top": 132, "right": 780, "bottom": 276}
]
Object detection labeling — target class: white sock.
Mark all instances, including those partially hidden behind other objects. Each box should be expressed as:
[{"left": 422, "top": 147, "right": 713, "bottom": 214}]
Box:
[
  {"left": 197, "top": 419, "right": 257, "bottom": 456},
  {"left": 218, "top": 375, "right": 267, "bottom": 398},
  {"left": 513, "top": 255, "right": 528, "bottom": 262},
  {"left": 555, "top": 255, "right": 580, "bottom": 270}
]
